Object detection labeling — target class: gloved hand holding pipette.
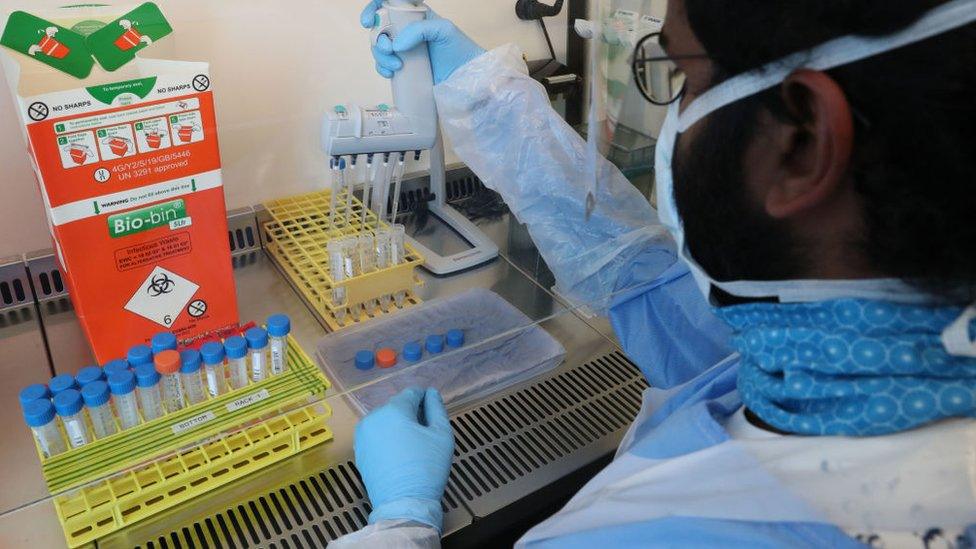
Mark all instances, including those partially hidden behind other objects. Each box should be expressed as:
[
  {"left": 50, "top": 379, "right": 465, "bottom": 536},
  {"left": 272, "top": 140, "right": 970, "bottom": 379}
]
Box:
[{"left": 361, "top": 0, "right": 485, "bottom": 84}]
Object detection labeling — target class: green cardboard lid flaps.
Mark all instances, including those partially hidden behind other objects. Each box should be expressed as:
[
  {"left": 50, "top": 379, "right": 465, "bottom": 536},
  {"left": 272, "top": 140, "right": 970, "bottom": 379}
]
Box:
[{"left": 0, "top": 2, "right": 172, "bottom": 78}]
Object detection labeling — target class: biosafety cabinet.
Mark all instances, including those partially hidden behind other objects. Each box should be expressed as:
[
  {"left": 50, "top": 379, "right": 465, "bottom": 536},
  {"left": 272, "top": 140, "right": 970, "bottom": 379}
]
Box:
[{"left": 0, "top": 1, "right": 658, "bottom": 546}]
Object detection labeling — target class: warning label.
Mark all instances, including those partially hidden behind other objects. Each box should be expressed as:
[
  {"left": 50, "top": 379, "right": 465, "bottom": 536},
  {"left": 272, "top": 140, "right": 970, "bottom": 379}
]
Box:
[{"left": 115, "top": 232, "right": 192, "bottom": 271}]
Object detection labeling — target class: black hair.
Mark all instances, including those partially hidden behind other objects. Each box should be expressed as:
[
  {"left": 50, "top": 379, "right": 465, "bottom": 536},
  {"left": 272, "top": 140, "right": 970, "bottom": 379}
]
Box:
[{"left": 681, "top": 0, "right": 976, "bottom": 303}]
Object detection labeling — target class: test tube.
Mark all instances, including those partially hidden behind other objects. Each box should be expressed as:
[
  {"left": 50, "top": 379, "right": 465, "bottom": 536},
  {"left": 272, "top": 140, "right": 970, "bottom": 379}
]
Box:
[
  {"left": 102, "top": 359, "right": 130, "bottom": 379},
  {"left": 154, "top": 350, "right": 184, "bottom": 413},
  {"left": 224, "top": 336, "right": 249, "bottom": 390},
  {"left": 108, "top": 370, "right": 140, "bottom": 430},
  {"left": 358, "top": 235, "right": 378, "bottom": 315},
  {"left": 127, "top": 344, "right": 153, "bottom": 368},
  {"left": 391, "top": 224, "right": 408, "bottom": 307},
  {"left": 54, "top": 389, "right": 89, "bottom": 448},
  {"left": 180, "top": 349, "right": 207, "bottom": 405},
  {"left": 151, "top": 332, "right": 178, "bottom": 354},
  {"left": 245, "top": 327, "right": 269, "bottom": 382},
  {"left": 134, "top": 363, "right": 165, "bottom": 421},
  {"left": 374, "top": 228, "right": 393, "bottom": 311},
  {"left": 200, "top": 342, "right": 227, "bottom": 397},
  {"left": 328, "top": 239, "right": 348, "bottom": 322},
  {"left": 82, "top": 381, "right": 117, "bottom": 439},
  {"left": 18, "top": 384, "right": 51, "bottom": 408},
  {"left": 23, "top": 399, "right": 66, "bottom": 458},
  {"left": 75, "top": 365, "right": 104, "bottom": 387},
  {"left": 49, "top": 374, "right": 78, "bottom": 396},
  {"left": 267, "top": 314, "right": 291, "bottom": 376}
]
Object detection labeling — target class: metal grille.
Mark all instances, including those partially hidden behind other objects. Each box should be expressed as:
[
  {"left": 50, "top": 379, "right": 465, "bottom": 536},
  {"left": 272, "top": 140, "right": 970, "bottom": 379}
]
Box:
[
  {"left": 132, "top": 461, "right": 461, "bottom": 549},
  {"left": 0, "top": 257, "right": 32, "bottom": 310},
  {"left": 122, "top": 351, "right": 645, "bottom": 547},
  {"left": 448, "top": 351, "right": 646, "bottom": 512},
  {"left": 25, "top": 254, "right": 67, "bottom": 301},
  {"left": 228, "top": 207, "right": 261, "bottom": 255}
]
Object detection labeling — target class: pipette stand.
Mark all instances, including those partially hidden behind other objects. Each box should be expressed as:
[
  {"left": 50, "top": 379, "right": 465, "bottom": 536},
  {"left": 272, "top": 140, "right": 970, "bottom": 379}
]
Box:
[{"left": 321, "top": 0, "right": 498, "bottom": 275}]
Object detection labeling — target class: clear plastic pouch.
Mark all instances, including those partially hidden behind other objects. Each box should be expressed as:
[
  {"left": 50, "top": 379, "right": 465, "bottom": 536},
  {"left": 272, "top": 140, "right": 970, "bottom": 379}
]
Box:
[{"left": 317, "top": 288, "right": 566, "bottom": 415}]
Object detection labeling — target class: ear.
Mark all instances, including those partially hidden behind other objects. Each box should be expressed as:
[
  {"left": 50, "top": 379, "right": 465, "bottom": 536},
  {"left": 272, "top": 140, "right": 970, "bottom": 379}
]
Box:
[{"left": 764, "top": 69, "right": 854, "bottom": 219}]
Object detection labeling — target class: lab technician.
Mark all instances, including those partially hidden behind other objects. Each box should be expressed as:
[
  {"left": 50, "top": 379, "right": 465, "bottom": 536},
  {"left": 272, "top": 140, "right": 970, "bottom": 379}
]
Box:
[{"left": 335, "top": 0, "right": 976, "bottom": 546}]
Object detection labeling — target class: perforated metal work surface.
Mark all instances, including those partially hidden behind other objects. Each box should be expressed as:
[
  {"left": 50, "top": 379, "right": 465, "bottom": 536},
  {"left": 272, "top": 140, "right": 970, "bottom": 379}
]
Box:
[{"left": 112, "top": 350, "right": 645, "bottom": 548}]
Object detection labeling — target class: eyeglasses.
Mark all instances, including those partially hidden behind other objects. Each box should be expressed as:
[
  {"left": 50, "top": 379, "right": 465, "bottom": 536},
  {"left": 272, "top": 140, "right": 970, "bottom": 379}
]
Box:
[{"left": 632, "top": 32, "right": 709, "bottom": 106}]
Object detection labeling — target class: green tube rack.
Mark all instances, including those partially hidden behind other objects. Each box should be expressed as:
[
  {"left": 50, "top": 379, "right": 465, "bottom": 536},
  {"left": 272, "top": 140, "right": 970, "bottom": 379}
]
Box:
[{"left": 37, "top": 335, "right": 333, "bottom": 547}]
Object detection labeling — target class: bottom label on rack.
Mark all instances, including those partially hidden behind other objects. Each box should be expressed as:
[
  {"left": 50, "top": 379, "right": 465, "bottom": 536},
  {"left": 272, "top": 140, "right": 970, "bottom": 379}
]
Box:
[
  {"left": 226, "top": 389, "right": 270, "bottom": 412},
  {"left": 171, "top": 411, "right": 217, "bottom": 435}
]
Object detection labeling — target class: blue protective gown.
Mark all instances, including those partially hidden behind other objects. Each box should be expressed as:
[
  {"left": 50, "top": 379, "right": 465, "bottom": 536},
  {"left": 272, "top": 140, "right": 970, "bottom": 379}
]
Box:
[{"left": 332, "top": 45, "right": 976, "bottom": 548}]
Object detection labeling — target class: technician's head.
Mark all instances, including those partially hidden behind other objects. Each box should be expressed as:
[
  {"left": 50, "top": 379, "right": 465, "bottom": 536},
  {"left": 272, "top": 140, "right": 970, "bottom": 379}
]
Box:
[{"left": 659, "top": 0, "right": 975, "bottom": 304}]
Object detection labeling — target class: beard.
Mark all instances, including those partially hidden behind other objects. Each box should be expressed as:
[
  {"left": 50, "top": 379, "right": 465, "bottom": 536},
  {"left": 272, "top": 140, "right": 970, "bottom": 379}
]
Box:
[{"left": 669, "top": 97, "right": 802, "bottom": 286}]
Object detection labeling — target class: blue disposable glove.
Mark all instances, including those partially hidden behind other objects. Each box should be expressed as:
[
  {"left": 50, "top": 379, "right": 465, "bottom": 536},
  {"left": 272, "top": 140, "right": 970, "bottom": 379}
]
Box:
[
  {"left": 361, "top": 1, "right": 486, "bottom": 84},
  {"left": 354, "top": 387, "right": 455, "bottom": 530}
]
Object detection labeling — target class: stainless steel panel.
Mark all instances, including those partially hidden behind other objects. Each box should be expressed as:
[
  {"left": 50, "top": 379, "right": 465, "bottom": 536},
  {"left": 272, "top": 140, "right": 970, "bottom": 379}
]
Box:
[{"left": 0, "top": 261, "right": 57, "bottom": 518}]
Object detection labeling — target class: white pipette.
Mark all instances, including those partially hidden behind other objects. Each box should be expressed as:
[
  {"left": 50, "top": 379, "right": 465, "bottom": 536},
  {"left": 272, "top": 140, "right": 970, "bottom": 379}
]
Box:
[
  {"left": 389, "top": 152, "right": 406, "bottom": 223},
  {"left": 345, "top": 155, "right": 356, "bottom": 227},
  {"left": 330, "top": 157, "right": 340, "bottom": 225},
  {"left": 362, "top": 154, "right": 374, "bottom": 226}
]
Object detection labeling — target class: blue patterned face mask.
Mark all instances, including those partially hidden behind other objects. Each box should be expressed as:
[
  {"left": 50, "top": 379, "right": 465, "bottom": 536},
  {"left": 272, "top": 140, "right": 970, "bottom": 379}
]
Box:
[{"left": 716, "top": 300, "right": 976, "bottom": 436}]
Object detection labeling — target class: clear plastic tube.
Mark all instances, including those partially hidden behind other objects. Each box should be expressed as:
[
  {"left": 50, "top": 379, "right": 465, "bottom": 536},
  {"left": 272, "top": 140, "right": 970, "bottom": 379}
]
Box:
[
  {"left": 137, "top": 384, "right": 164, "bottom": 421},
  {"left": 61, "top": 413, "right": 89, "bottom": 448},
  {"left": 270, "top": 335, "right": 287, "bottom": 375},
  {"left": 24, "top": 400, "right": 66, "bottom": 457},
  {"left": 205, "top": 363, "right": 226, "bottom": 397},
  {"left": 390, "top": 153, "right": 406, "bottom": 223},
  {"left": 391, "top": 224, "right": 408, "bottom": 307},
  {"left": 182, "top": 371, "right": 206, "bottom": 405},
  {"left": 362, "top": 155, "right": 374, "bottom": 226},
  {"left": 329, "top": 239, "right": 348, "bottom": 308},
  {"left": 250, "top": 348, "right": 267, "bottom": 382},
  {"left": 374, "top": 228, "right": 393, "bottom": 311},
  {"left": 345, "top": 156, "right": 356, "bottom": 226},
  {"left": 88, "top": 402, "right": 117, "bottom": 439},
  {"left": 161, "top": 373, "right": 184, "bottom": 413},
  {"left": 32, "top": 421, "right": 66, "bottom": 458},
  {"left": 229, "top": 357, "right": 249, "bottom": 390},
  {"left": 115, "top": 392, "right": 140, "bottom": 430},
  {"left": 330, "top": 157, "right": 341, "bottom": 225},
  {"left": 358, "top": 235, "right": 378, "bottom": 315}
]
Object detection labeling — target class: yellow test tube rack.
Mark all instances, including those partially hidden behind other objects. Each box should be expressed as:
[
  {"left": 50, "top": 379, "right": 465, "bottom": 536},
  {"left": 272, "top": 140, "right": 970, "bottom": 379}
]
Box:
[
  {"left": 263, "top": 189, "right": 425, "bottom": 331},
  {"left": 36, "top": 336, "right": 332, "bottom": 548}
]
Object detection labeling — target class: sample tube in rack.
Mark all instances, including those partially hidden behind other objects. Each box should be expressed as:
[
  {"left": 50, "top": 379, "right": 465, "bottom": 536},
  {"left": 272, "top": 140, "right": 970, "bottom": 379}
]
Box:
[
  {"left": 374, "top": 228, "right": 393, "bottom": 311},
  {"left": 391, "top": 224, "right": 407, "bottom": 307},
  {"left": 245, "top": 327, "right": 269, "bottom": 382},
  {"left": 154, "top": 350, "right": 184, "bottom": 413},
  {"left": 108, "top": 370, "right": 141, "bottom": 430},
  {"left": 180, "top": 349, "right": 207, "bottom": 405},
  {"left": 134, "top": 364, "right": 165, "bottom": 421},
  {"left": 75, "top": 365, "right": 104, "bottom": 387},
  {"left": 49, "top": 374, "right": 78, "bottom": 396},
  {"left": 224, "top": 336, "right": 249, "bottom": 390},
  {"left": 53, "top": 389, "right": 89, "bottom": 449},
  {"left": 358, "top": 235, "right": 378, "bottom": 315},
  {"left": 23, "top": 399, "right": 66, "bottom": 458},
  {"left": 267, "top": 314, "right": 291, "bottom": 376},
  {"left": 127, "top": 344, "right": 153, "bottom": 368},
  {"left": 151, "top": 332, "right": 178, "bottom": 354},
  {"left": 200, "top": 342, "right": 227, "bottom": 397},
  {"left": 18, "top": 384, "right": 50, "bottom": 408},
  {"left": 102, "top": 359, "right": 130, "bottom": 379},
  {"left": 82, "top": 381, "right": 117, "bottom": 439},
  {"left": 328, "top": 239, "right": 349, "bottom": 324}
]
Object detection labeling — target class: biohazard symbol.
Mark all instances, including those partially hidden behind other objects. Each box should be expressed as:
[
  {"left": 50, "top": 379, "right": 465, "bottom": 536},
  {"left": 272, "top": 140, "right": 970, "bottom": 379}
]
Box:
[{"left": 147, "top": 273, "right": 176, "bottom": 297}]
